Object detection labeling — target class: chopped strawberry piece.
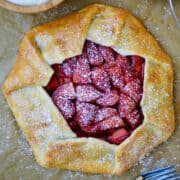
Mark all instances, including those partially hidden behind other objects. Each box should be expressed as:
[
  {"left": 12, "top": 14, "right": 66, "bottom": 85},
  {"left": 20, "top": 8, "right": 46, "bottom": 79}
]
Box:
[
  {"left": 73, "top": 53, "right": 91, "bottom": 84},
  {"left": 98, "top": 45, "right": 115, "bottom": 66},
  {"left": 76, "top": 102, "right": 98, "bottom": 127},
  {"left": 115, "top": 54, "right": 131, "bottom": 70},
  {"left": 98, "top": 116, "right": 125, "bottom": 130},
  {"left": 108, "top": 66, "right": 125, "bottom": 89},
  {"left": 131, "top": 55, "right": 145, "bottom": 80},
  {"left": 131, "top": 55, "right": 144, "bottom": 64},
  {"left": 76, "top": 85, "right": 101, "bottom": 102},
  {"left": 123, "top": 79, "right": 143, "bottom": 102},
  {"left": 96, "top": 89, "right": 119, "bottom": 106},
  {"left": 118, "top": 94, "right": 136, "bottom": 118},
  {"left": 141, "top": 63, "right": 145, "bottom": 80},
  {"left": 62, "top": 57, "right": 77, "bottom": 78},
  {"left": 124, "top": 68, "right": 136, "bottom": 83},
  {"left": 86, "top": 40, "right": 104, "bottom": 65},
  {"left": 69, "top": 120, "right": 78, "bottom": 129},
  {"left": 68, "top": 120, "right": 84, "bottom": 136},
  {"left": 84, "top": 115, "right": 125, "bottom": 134},
  {"left": 53, "top": 83, "right": 76, "bottom": 100},
  {"left": 45, "top": 74, "right": 59, "bottom": 94},
  {"left": 51, "top": 64, "right": 74, "bottom": 84},
  {"left": 52, "top": 96, "right": 75, "bottom": 119},
  {"left": 121, "top": 79, "right": 143, "bottom": 103},
  {"left": 107, "top": 128, "right": 129, "bottom": 145},
  {"left": 95, "top": 107, "right": 118, "bottom": 122},
  {"left": 101, "top": 63, "right": 110, "bottom": 70},
  {"left": 51, "top": 64, "right": 65, "bottom": 77},
  {"left": 61, "top": 77, "right": 72, "bottom": 84},
  {"left": 91, "top": 67, "right": 111, "bottom": 92},
  {"left": 126, "top": 109, "right": 143, "bottom": 129},
  {"left": 134, "top": 64, "right": 143, "bottom": 79}
]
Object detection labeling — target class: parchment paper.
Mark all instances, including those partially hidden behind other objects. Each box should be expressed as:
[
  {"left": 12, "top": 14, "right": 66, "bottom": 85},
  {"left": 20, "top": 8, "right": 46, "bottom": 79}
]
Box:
[{"left": 0, "top": 0, "right": 179, "bottom": 179}]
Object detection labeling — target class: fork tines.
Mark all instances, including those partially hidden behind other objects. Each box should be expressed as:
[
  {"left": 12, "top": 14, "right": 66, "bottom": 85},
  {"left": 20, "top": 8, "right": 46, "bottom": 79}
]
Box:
[{"left": 137, "top": 166, "right": 180, "bottom": 180}]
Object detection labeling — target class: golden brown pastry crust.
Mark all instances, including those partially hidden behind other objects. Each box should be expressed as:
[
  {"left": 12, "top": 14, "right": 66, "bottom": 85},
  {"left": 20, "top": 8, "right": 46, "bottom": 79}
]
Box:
[{"left": 2, "top": 4, "right": 174, "bottom": 175}]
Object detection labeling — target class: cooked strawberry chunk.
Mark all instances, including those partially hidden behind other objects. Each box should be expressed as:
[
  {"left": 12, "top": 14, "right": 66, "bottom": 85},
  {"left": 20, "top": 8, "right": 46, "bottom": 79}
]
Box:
[
  {"left": 98, "top": 45, "right": 115, "bottom": 65},
  {"left": 115, "top": 54, "right": 131, "bottom": 70},
  {"left": 116, "top": 56, "right": 138, "bottom": 86},
  {"left": 61, "top": 77, "right": 72, "bottom": 84},
  {"left": 91, "top": 67, "right": 111, "bottom": 92},
  {"left": 131, "top": 55, "right": 144, "bottom": 64},
  {"left": 68, "top": 120, "right": 84, "bottom": 136},
  {"left": 86, "top": 40, "right": 104, "bottom": 65},
  {"left": 98, "top": 115, "right": 125, "bottom": 130},
  {"left": 140, "top": 63, "right": 145, "bottom": 80},
  {"left": 121, "top": 79, "right": 143, "bottom": 103},
  {"left": 52, "top": 64, "right": 74, "bottom": 84},
  {"left": 131, "top": 55, "right": 145, "bottom": 80},
  {"left": 126, "top": 109, "right": 143, "bottom": 129},
  {"left": 76, "top": 102, "right": 98, "bottom": 127},
  {"left": 124, "top": 68, "right": 136, "bottom": 83},
  {"left": 108, "top": 66, "right": 125, "bottom": 89},
  {"left": 69, "top": 120, "right": 78, "bottom": 129},
  {"left": 76, "top": 85, "right": 101, "bottom": 102},
  {"left": 96, "top": 89, "right": 119, "bottom": 106},
  {"left": 51, "top": 64, "right": 65, "bottom": 77},
  {"left": 118, "top": 94, "right": 136, "bottom": 118},
  {"left": 52, "top": 97, "right": 75, "bottom": 119},
  {"left": 84, "top": 115, "right": 125, "bottom": 134},
  {"left": 95, "top": 107, "right": 118, "bottom": 122},
  {"left": 73, "top": 54, "right": 91, "bottom": 84},
  {"left": 53, "top": 83, "right": 76, "bottom": 100},
  {"left": 107, "top": 128, "right": 129, "bottom": 145},
  {"left": 45, "top": 74, "right": 59, "bottom": 94},
  {"left": 62, "top": 57, "right": 77, "bottom": 78}
]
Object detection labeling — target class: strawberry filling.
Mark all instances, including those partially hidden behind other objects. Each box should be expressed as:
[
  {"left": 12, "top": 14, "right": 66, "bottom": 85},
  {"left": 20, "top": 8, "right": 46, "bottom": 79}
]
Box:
[{"left": 45, "top": 40, "right": 145, "bottom": 145}]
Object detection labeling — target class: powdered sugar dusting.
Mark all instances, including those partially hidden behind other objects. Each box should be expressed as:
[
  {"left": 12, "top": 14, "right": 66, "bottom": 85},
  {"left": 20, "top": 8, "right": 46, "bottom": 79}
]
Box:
[
  {"left": 95, "top": 108, "right": 118, "bottom": 122},
  {"left": 76, "top": 102, "right": 98, "bottom": 126},
  {"left": 76, "top": 85, "right": 101, "bottom": 102},
  {"left": 61, "top": 170, "right": 112, "bottom": 180},
  {"left": 91, "top": 66, "right": 111, "bottom": 92}
]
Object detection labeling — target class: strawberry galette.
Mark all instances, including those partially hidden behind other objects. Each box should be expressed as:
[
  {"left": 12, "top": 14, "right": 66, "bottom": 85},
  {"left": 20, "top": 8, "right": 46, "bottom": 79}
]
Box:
[
  {"left": 45, "top": 40, "right": 145, "bottom": 145},
  {"left": 2, "top": 4, "right": 174, "bottom": 175}
]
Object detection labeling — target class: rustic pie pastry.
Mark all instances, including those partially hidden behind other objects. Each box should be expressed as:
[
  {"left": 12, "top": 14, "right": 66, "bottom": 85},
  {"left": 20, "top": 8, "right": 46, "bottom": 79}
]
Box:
[{"left": 2, "top": 4, "right": 174, "bottom": 175}]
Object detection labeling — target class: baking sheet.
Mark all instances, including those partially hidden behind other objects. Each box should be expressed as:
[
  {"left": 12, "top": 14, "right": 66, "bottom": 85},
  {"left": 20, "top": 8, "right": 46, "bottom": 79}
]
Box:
[{"left": 0, "top": 0, "right": 179, "bottom": 179}]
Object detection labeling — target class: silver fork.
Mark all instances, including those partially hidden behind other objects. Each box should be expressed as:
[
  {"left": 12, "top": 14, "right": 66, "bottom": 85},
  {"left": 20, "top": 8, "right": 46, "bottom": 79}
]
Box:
[
  {"left": 135, "top": 166, "right": 180, "bottom": 180},
  {"left": 169, "top": 0, "right": 180, "bottom": 29}
]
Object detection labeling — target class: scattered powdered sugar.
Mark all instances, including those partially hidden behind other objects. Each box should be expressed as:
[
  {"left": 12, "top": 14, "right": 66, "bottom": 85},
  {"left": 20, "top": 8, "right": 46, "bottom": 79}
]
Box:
[
  {"left": 55, "top": 83, "right": 76, "bottom": 99},
  {"left": 76, "top": 102, "right": 98, "bottom": 126},
  {"left": 76, "top": 85, "right": 101, "bottom": 102},
  {"left": 61, "top": 170, "right": 113, "bottom": 180},
  {"left": 17, "top": 132, "right": 33, "bottom": 156},
  {"left": 139, "top": 156, "right": 168, "bottom": 174},
  {"left": 130, "top": 137, "right": 180, "bottom": 176},
  {"left": 96, "top": 90, "right": 119, "bottom": 107},
  {"left": 95, "top": 108, "right": 117, "bottom": 122},
  {"left": 91, "top": 67, "right": 111, "bottom": 91}
]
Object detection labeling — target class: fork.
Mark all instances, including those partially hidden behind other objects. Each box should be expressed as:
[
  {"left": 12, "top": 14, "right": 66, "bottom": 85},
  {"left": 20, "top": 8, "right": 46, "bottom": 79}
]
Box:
[
  {"left": 169, "top": 0, "right": 180, "bottom": 29},
  {"left": 135, "top": 166, "right": 180, "bottom": 180}
]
